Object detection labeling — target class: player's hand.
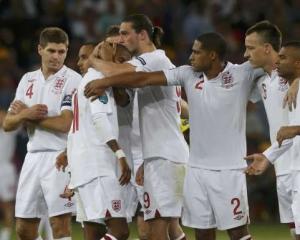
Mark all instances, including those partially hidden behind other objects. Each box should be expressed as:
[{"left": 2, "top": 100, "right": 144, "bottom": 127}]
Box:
[
  {"left": 135, "top": 163, "right": 144, "bottom": 186},
  {"left": 84, "top": 80, "right": 106, "bottom": 100},
  {"left": 56, "top": 151, "right": 68, "bottom": 172},
  {"left": 244, "top": 153, "right": 270, "bottom": 175},
  {"left": 99, "top": 41, "right": 115, "bottom": 61},
  {"left": 277, "top": 126, "right": 299, "bottom": 147},
  {"left": 21, "top": 104, "right": 48, "bottom": 120},
  {"left": 118, "top": 157, "right": 131, "bottom": 185},
  {"left": 60, "top": 186, "right": 74, "bottom": 200},
  {"left": 283, "top": 78, "right": 299, "bottom": 111},
  {"left": 10, "top": 100, "right": 28, "bottom": 114},
  {"left": 91, "top": 41, "right": 103, "bottom": 59}
]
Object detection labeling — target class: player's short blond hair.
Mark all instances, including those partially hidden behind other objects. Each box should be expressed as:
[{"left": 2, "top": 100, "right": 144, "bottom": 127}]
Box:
[{"left": 39, "top": 27, "right": 69, "bottom": 48}]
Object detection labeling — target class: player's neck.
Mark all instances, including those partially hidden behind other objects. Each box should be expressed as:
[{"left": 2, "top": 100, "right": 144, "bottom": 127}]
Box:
[
  {"left": 263, "top": 64, "right": 276, "bottom": 76},
  {"left": 41, "top": 65, "right": 61, "bottom": 80},
  {"left": 205, "top": 62, "right": 226, "bottom": 80},
  {"left": 137, "top": 42, "right": 156, "bottom": 55}
]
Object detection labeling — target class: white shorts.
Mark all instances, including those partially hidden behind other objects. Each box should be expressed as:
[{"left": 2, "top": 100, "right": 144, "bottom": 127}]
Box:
[
  {"left": 143, "top": 158, "right": 186, "bottom": 221},
  {"left": 133, "top": 161, "right": 145, "bottom": 213},
  {"left": 15, "top": 151, "right": 76, "bottom": 218},
  {"left": 182, "top": 167, "right": 249, "bottom": 230},
  {"left": 0, "top": 163, "right": 16, "bottom": 201},
  {"left": 276, "top": 174, "right": 293, "bottom": 223},
  {"left": 77, "top": 176, "right": 126, "bottom": 222},
  {"left": 75, "top": 190, "right": 105, "bottom": 225},
  {"left": 291, "top": 171, "right": 300, "bottom": 234}
]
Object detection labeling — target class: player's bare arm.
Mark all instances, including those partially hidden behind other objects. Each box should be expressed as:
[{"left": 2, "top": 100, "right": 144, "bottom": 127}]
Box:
[
  {"left": 36, "top": 109, "right": 73, "bottom": 133},
  {"left": 84, "top": 71, "right": 167, "bottom": 99},
  {"left": 283, "top": 77, "right": 299, "bottom": 111},
  {"left": 106, "top": 139, "right": 131, "bottom": 185},
  {"left": 180, "top": 99, "right": 189, "bottom": 119},
  {"left": 113, "top": 88, "right": 131, "bottom": 107},
  {"left": 3, "top": 104, "right": 48, "bottom": 131},
  {"left": 244, "top": 153, "right": 270, "bottom": 175},
  {"left": 277, "top": 126, "right": 300, "bottom": 147},
  {"left": 56, "top": 149, "right": 68, "bottom": 172}
]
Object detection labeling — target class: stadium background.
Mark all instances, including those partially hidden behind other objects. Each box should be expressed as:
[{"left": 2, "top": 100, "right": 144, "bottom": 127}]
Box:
[{"left": 0, "top": 0, "right": 300, "bottom": 239}]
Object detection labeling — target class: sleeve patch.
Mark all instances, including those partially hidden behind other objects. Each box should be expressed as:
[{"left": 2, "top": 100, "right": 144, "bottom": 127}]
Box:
[
  {"left": 61, "top": 94, "right": 72, "bottom": 107},
  {"left": 98, "top": 94, "right": 108, "bottom": 104}
]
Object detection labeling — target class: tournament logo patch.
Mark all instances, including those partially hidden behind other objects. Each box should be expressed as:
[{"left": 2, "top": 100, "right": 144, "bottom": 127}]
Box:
[
  {"left": 112, "top": 200, "right": 121, "bottom": 212},
  {"left": 98, "top": 94, "right": 108, "bottom": 104},
  {"left": 64, "top": 201, "right": 74, "bottom": 208},
  {"left": 278, "top": 77, "right": 288, "bottom": 91},
  {"left": 221, "top": 71, "right": 234, "bottom": 89},
  {"left": 52, "top": 77, "right": 66, "bottom": 94}
]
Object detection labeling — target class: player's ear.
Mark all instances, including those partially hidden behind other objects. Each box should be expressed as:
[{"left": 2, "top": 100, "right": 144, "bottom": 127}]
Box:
[{"left": 38, "top": 44, "right": 43, "bottom": 55}]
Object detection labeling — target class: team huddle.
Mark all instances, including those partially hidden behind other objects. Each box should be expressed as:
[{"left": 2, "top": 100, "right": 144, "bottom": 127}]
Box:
[{"left": 2, "top": 12, "right": 300, "bottom": 240}]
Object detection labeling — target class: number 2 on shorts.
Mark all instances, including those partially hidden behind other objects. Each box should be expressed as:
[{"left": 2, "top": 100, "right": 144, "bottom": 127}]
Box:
[{"left": 231, "top": 197, "right": 242, "bottom": 215}]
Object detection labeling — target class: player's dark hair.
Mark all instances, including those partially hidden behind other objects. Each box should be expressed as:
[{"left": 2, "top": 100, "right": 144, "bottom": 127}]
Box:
[
  {"left": 82, "top": 42, "right": 97, "bottom": 48},
  {"left": 246, "top": 20, "right": 282, "bottom": 52},
  {"left": 196, "top": 33, "right": 227, "bottom": 60},
  {"left": 282, "top": 41, "right": 300, "bottom": 60},
  {"left": 105, "top": 25, "right": 120, "bottom": 38},
  {"left": 114, "top": 43, "right": 132, "bottom": 63},
  {"left": 39, "top": 27, "right": 69, "bottom": 48},
  {"left": 123, "top": 14, "right": 164, "bottom": 48}
]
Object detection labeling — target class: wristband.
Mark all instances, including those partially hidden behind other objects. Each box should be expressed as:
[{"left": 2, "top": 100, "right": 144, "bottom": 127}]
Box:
[{"left": 115, "top": 149, "right": 126, "bottom": 159}]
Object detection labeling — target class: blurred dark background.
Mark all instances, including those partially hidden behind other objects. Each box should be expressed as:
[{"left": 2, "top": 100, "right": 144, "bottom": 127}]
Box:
[{"left": 1, "top": 0, "right": 300, "bottom": 222}]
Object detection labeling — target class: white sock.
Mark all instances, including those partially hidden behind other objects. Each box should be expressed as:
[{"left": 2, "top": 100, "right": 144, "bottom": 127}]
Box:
[
  {"left": 53, "top": 237, "right": 71, "bottom": 240},
  {"left": 239, "top": 235, "right": 252, "bottom": 240},
  {"left": 290, "top": 228, "right": 296, "bottom": 240},
  {"left": 100, "top": 233, "right": 118, "bottom": 240},
  {"left": 35, "top": 236, "right": 43, "bottom": 240},
  {"left": 174, "top": 233, "right": 186, "bottom": 240},
  {"left": 0, "top": 228, "right": 12, "bottom": 240}
]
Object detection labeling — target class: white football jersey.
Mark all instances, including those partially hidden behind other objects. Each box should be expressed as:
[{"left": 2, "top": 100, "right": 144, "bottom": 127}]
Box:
[
  {"left": 12, "top": 66, "right": 81, "bottom": 152},
  {"left": 164, "top": 62, "right": 264, "bottom": 169},
  {"left": 128, "top": 49, "right": 189, "bottom": 163},
  {"left": 256, "top": 71, "right": 291, "bottom": 175},
  {"left": 67, "top": 68, "right": 119, "bottom": 188},
  {"left": 116, "top": 89, "right": 134, "bottom": 170},
  {"left": 0, "top": 129, "right": 17, "bottom": 164}
]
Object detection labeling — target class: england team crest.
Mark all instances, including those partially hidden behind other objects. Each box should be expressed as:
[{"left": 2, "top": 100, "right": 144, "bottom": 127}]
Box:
[
  {"left": 111, "top": 200, "right": 121, "bottom": 212},
  {"left": 221, "top": 71, "right": 234, "bottom": 89},
  {"left": 52, "top": 77, "right": 66, "bottom": 94}
]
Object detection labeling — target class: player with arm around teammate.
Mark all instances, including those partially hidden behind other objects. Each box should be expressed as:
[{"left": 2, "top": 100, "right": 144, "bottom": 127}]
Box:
[{"left": 84, "top": 32, "right": 265, "bottom": 240}]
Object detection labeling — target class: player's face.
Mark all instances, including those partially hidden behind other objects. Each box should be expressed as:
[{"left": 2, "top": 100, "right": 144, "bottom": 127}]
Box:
[
  {"left": 119, "top": 22, "right": 139, "bottom": 54},
  {"left": 189, "top": 40, "right": 212, "bottom": 72},
  {"left": 244, "top": 32, "right": 268, "bottom": 68},
  {"left": 277, "top": 47, "right": 297, "bottom": 80},
  {"left": 77, "top": 45, "right": 94, "bottom": 75},
  {"left": 38, "top": 42, "right": 67, "bottom": 72}
]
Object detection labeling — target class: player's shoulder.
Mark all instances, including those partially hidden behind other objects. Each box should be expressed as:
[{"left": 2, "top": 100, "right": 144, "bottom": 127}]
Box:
[
  {"left": 19, "top": 69, "right": 41, "bottom": 85},
  {"left": 84, "top": 68, "right": 104, "bottom": 80},
  {"left": 138, "top": 49, "right": 173, "bottom": 66},
  {"left": 63, "top": 66, "right": 82, "bottom": 80},
  {"left": 176, "top": 65, "right": 202, "bottom": 77}
]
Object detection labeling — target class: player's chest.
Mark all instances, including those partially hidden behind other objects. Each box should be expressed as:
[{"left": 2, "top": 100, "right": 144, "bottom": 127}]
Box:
[
  {"left": 23, "top": 77, "right": 66, "bottom": 107},
  {"left": 188, "top": 72, "right": 244, "bottom": 108}
]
